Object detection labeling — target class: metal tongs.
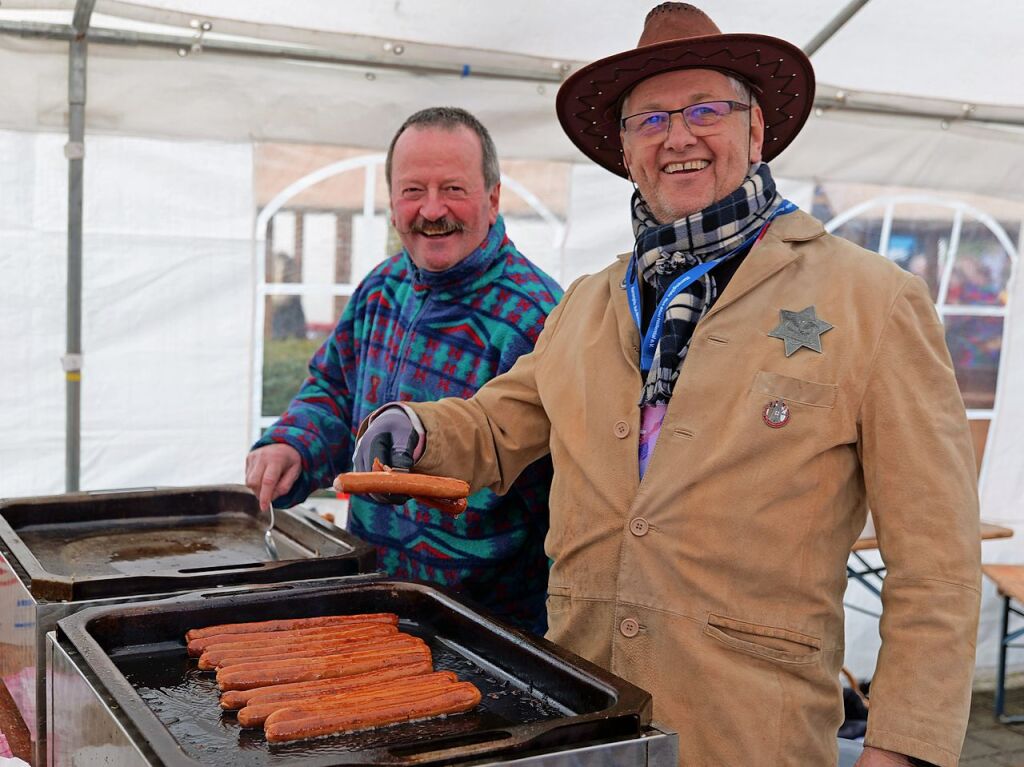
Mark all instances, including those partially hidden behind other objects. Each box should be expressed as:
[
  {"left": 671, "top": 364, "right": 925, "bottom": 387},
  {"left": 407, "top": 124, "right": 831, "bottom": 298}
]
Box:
[{"left": 260, "top": 502, "right": 279, "bottom": 560}]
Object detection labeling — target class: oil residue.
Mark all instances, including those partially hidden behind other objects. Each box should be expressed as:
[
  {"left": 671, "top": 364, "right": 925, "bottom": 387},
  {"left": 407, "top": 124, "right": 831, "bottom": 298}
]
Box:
[{"left": 19, "top": 513, "right": 269, "bottom": 577}]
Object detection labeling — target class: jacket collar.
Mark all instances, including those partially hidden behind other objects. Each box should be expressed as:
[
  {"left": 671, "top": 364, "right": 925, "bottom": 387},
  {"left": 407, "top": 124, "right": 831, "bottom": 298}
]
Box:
[
  {"left": 702, "top": 209, "right": 824, "bottom": 322},
  {"left": 609, "top": 209, "right": 826, "bottom": 354},
  {"left": 406, "top": 215, "right": 509, "bottom": 294},
  {"left": 613, "top": 207, "right": 823, "bottom": 266}
]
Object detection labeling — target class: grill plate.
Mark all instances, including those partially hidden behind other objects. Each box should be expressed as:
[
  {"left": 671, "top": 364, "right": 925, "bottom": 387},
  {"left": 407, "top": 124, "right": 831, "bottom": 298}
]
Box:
[
  {"left": 57, "top": 578, "right": 652, "bottom": 766},
  {"left": 0, "top": 486, "right": 375, "bottom": 600}
]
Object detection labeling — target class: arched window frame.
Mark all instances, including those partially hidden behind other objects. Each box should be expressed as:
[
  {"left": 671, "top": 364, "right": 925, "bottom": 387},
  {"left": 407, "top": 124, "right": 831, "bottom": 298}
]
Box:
[
  {"left": 825, "top": 195, "right": 1018, "bottom": 483},
  {"left": 250, "top": 155, "right": 566, "bottom": 442}
]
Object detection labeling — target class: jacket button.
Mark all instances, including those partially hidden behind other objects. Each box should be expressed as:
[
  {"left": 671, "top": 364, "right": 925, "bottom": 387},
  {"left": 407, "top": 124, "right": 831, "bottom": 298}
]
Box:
[
  {"left": 629, "top": 517, "right": 649, "bottom": 536},
  {"left": 620, "top": 618, "right": 640, "bottom": 638},
  {"left": 613, "top": 420, "right": 630, "bottom": 438}
]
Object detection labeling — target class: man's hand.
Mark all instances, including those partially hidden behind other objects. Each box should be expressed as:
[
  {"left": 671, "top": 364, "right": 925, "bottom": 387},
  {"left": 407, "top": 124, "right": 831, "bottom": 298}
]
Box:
[
  {"left": 245, "top": 443, "right": 302, "bottom": 511},
  {"left": 352, "top": 407, "right": 421, "bottom": 503},
  {"left": 854, "top": 746, "right": 918, "bottom": 766}
]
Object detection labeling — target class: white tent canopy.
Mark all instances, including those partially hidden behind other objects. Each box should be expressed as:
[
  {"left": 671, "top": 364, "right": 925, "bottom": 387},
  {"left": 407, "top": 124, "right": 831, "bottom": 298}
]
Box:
[
  {"left": 2, "top": 1, "right": 1024, "bottom": 196},
  {"left": 1, "top": 0, "right": 1023, "bottom": 681}
]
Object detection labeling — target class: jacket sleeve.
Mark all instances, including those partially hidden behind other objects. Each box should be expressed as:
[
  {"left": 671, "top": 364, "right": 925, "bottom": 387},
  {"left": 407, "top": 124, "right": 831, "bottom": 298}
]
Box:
[
  {"left": 494, "top": 278, "right": 564, "bottom": 514},
  {"left": 858, "top": 274, "right": 981, "bottom": 767},
  {"left": 409, "top": 280, "right": 578, "bottom": 495},
  {"left": 252, "top": 300, "right": 360, "bottom": 507}
]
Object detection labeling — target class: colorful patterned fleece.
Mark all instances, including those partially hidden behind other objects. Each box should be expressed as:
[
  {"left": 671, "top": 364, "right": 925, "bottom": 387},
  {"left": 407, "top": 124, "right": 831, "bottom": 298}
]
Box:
[{"left": 255, "top": 216, "right": 562, "bottom": 633}]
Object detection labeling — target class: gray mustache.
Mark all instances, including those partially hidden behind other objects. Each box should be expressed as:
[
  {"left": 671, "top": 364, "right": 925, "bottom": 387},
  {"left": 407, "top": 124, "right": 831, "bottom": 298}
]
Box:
[{"left": 411, "top": 218, "right": 463, "bottom": 236}]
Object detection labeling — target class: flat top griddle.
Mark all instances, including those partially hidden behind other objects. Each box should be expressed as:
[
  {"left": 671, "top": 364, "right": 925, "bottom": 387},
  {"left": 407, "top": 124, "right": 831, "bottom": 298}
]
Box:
[
  {"left": 18, "top": 513, "right": 274, "bottom": 578},
  {"left": 0, "top": 486, "right": 376, "bottom": 601},
  {"left": 58, "top": 578, "right": 652, "bottom": 766}
]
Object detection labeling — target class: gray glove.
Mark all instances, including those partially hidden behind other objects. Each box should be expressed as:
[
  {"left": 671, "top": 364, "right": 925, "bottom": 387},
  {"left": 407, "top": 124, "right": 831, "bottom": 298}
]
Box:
[{"left": 352, "top": 407, "right": 420, "bottom": 504}]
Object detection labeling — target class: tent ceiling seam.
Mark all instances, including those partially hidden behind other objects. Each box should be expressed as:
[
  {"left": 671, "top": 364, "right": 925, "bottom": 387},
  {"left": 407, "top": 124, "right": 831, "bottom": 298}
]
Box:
[{"left": 0, "top": 20, "right": 567, "bottom": 83}]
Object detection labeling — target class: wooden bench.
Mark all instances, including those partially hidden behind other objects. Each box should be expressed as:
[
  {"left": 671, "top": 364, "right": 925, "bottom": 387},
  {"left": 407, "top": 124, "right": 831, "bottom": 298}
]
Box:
[
  {"left": 847, "top": 523, "right": 1013, "bottom": 617},
  {"left": 982, "top": 564, "right": 1024, "bottom": 722}
]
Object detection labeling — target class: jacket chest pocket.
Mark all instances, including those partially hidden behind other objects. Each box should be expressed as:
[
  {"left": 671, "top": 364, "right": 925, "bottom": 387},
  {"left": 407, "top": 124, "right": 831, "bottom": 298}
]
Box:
[
  {"left": 741, "top": 370, "right": 846, "bottom": 463},
  {"left": 748, "top": 370, "right": 837, "bottom": 429},
  {"left": 752, "top": 370, "right": 837, "bottom": 409}
]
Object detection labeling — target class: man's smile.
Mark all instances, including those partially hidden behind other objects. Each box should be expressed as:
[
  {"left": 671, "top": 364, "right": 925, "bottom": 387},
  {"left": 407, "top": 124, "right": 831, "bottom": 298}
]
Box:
[{"left": 662, "top": 159, "right": 711, "bottom": 174}]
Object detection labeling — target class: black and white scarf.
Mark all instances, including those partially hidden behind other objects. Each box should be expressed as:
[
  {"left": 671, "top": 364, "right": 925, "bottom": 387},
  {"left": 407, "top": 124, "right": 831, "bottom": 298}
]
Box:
[{"left": 631, "top": 162, "right": 783, "bottom": 406}]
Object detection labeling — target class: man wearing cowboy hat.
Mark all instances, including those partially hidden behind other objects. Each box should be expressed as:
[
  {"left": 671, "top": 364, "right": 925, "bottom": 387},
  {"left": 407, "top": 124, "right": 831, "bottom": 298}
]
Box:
[{"left": 352, "top": 4, "right": 980, "bottom": 766}]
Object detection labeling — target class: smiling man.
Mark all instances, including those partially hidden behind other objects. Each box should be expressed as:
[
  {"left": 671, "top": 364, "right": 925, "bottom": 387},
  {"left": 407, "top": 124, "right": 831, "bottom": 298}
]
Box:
[
  {"left": 352, "top": 5, "right": 981, "bottom": 767},
  {"left": 246, "top": 107, "right": 562, "bottom": 633},
  {"left": 387, "top": 118, "right": 501, "bottom": 272}
]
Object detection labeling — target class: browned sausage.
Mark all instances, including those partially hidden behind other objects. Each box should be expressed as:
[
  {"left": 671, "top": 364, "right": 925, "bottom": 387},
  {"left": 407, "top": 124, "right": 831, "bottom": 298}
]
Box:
[
  {"left": 218, "top": 659, "right": 431, "bottom": 710},
  {"left": 411, "top": 495, "right": 469, "bottom": 517},
  {"left": 216, "top": 635, "right": 423, "bottom": 681},
  {"left": 236, "top": 671, "right": 458, "bottom": 728},
  {"left": 332, "top": 471, "right": 469, "bottom": 500},
  {"left": 198, "top": 626, "right": 398, "bottom": 669},
  {"left": 185, "top": 612, "right": 398, "bottom": 643},
  {"left": 217, "top": 642, "right": 432, "bottom": 691},
  {"left": 351, "top": 459, "right": 468, "bottom": 516},
  {"left": 188, "top": 622, "right": 396, "bottom": 657},
  {"left": 259, "top": 679, "right": 463, "bottom": 721},
  {"left": 202, "top": 638, "right": 379, "bottom": 671},
  {"left": 264, "top": 682, "right": 482, "bottom": 742}
]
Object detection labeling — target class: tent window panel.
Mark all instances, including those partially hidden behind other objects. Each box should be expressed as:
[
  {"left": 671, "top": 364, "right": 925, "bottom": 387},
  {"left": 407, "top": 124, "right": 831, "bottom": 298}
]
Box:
[
  {"left": 946, "top": 222, "right": 1013, "bottom": 307},
  {"left": 885, "top": 209, "right": 956, "bottom": 302},
  {"left": 301, "top": 212, "right": 339, "bottom": 293},
  {"left": 944, "top": 315, "right": 1003, "bottom": 411},
  {"left": 829, "top": 219, "right": 880, "bottom": 255},
  {"left": 261, "top": 294, "right": 345, "bottom": 419}
]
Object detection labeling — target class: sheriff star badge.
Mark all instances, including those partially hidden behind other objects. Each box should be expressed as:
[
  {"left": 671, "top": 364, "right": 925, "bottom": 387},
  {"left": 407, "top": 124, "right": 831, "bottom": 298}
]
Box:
[{"left": 768, "top": 306, "right": 834, "bottom": 357}]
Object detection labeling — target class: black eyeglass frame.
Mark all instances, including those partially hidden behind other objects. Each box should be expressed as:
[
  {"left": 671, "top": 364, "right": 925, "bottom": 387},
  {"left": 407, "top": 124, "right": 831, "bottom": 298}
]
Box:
[{"left": 620, "top": 100, "right": 752, "bottom": 136}]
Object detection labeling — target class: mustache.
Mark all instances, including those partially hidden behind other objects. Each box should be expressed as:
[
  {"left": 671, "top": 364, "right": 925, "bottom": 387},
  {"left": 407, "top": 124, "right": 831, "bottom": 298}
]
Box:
[{"left": 410, "top": 217, "right": 464, "bottom": 236}]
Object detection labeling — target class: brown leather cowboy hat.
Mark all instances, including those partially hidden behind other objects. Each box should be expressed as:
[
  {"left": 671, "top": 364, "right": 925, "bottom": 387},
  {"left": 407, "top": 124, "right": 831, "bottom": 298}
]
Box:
[{"left": 556, "top": 2, "right": 815, "bottom": 178}]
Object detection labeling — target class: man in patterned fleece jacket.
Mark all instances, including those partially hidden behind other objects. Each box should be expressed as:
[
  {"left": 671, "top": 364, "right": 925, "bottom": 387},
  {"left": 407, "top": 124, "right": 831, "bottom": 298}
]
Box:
[{"left": 246, "top": 107, "right": 562, "bottom": 633}]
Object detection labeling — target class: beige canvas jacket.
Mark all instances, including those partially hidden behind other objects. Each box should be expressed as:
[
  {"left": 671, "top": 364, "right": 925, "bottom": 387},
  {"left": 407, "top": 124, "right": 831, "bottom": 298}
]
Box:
[{"left": 409, "top": 210, "right": 981, "bottom": 767}]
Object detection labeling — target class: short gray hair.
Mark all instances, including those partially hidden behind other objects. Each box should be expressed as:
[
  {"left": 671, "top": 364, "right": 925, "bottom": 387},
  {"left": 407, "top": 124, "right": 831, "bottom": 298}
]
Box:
[
  {"left": 385, "top": 107, "right": 500, "bottom": 191},
  {"left": 727, "top": 75, "right": 760, "bottom": 110},
  {"left": 621, "top": 71, "right": 760, "bottom": 117}
]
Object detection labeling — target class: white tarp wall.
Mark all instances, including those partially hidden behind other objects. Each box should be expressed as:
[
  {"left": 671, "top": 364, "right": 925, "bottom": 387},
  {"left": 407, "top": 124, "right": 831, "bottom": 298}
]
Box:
[
  {"left": 0, "top": 129, "right": 254, "bottom": 495},
  {"left": 976, "top": 242, "right": 1024, "bottom": 676}
]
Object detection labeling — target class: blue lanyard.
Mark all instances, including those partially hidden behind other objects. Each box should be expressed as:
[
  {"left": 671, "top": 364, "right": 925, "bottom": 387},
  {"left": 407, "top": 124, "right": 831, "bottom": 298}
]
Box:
[{"left": 627, "top": 201, "right": 796, "bottom": 371}]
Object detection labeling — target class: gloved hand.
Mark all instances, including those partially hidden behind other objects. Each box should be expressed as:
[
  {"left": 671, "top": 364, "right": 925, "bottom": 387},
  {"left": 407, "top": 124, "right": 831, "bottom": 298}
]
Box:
[{"left": 352, "top": 406, "right": 422, "bottom": 504}]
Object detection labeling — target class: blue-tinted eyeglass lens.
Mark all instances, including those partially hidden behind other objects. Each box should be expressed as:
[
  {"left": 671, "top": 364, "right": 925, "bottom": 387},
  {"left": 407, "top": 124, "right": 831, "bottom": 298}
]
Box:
[
  {"left": 685, "top": 102, "right": 731, "bottom": 126},
  {"left": 634, "top": 112, "right": 669, "bottom": 133}
]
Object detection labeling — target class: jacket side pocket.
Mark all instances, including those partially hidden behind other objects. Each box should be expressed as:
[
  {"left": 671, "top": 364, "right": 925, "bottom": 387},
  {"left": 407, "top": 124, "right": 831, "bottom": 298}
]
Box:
[
  {"left": 704, "top": 613, "right": 822, "bottom": 665},
  {"left": 546, "top": 585, "right": 572, "bottom": 615}
]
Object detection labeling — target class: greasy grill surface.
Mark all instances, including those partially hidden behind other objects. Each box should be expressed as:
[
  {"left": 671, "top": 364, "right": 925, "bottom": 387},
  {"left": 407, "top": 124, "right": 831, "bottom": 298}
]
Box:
[
  {"left": 18, "top": 514, "right": 271, "bottom": 578},
  {"left": 58, "top": 579, "right": 652, "bottom": 766},
  {"left": 0, "top": 486, "right": 375, "bottom": 601}
]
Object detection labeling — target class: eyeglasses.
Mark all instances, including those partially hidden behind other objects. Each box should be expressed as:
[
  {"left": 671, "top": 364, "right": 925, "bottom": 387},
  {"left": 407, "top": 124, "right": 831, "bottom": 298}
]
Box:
[{"left": 621, "top": 101, "right": 751, "bottom": 140}]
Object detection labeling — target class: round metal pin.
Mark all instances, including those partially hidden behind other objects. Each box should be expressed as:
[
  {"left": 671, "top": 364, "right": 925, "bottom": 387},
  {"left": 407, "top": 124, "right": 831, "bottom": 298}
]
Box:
[{"left": 763, "top": 400, "right": 790, "bottom": 428}]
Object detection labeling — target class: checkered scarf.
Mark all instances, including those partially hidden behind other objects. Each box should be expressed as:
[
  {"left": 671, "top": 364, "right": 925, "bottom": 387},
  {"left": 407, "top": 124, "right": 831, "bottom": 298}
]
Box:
[{"left": 631, "top": 162, "right": 783, "bottom": 405}]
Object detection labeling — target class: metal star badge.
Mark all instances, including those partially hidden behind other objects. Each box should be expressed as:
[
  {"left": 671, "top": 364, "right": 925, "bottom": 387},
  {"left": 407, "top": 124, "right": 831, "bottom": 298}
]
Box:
[{"left": 768, "top": 306, "right": 834, "bottom": 357}]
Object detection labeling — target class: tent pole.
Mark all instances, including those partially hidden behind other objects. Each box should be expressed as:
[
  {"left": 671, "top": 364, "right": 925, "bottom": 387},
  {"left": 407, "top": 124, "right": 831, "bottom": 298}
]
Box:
[
  {"left": 64, "top": 0, "right": 96, "bottom": 492},
  {"left": 802, "top": 0, "right": 872, "bottom": 56},
  {"left": 0, "top": 21, "right": 563, "bottom": 84}
]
